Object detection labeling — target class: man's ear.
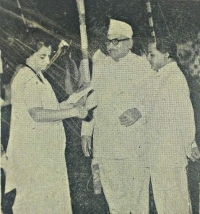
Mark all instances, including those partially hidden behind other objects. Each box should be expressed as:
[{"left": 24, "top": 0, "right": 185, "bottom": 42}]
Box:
[
  {"left": 129, "top": 38, "right": 133, "bottom": 49},
  {"left": 165, "top": 52, "right": 170, "bottom": 59}
]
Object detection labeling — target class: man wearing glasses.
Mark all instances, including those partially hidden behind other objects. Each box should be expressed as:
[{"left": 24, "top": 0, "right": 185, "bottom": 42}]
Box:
[{"left": 81, "top": 19, "right": 153, "bottom": 214}]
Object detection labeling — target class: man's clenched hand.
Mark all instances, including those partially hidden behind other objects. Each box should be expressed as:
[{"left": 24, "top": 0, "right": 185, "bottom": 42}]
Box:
[
  {"left": 81, "top": 135, "right": 92, "bottom": 157},
  {"left": 119, "top": 108, "right": 142, "bottom": 127}
]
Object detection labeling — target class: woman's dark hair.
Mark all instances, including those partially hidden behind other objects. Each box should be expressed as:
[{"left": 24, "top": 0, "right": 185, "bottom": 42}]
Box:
[{"left": 22, "top": 28, "right": 57, "bottom": 58}]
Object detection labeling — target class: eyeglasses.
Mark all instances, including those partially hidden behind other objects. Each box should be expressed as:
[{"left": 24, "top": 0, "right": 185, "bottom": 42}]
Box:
[{"left": 106, "top": 38, "right": 130, "bottom": 46}]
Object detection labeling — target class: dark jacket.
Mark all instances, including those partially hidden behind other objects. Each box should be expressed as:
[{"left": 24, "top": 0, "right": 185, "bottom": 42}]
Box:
[{"left": 187, "top": 76, "right": 200, "bottom": 148}]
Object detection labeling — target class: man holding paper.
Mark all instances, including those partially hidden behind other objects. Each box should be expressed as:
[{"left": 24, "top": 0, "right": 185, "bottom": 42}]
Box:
[{"left": 81, "top": 19, "right": 154, "bottom": 214}]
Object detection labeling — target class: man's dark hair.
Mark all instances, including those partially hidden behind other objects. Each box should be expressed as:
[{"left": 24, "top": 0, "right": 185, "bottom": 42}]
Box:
[
  {"left": 148, "top": 36, "right": 177, "bottom": 60},
  {"left": 155, "top": 37, "right": 177, "bottom": 60}
]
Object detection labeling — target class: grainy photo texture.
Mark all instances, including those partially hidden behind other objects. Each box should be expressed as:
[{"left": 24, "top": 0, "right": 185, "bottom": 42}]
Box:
[{"left": 1, "top": 0, "right": 200, "bottom": 213}]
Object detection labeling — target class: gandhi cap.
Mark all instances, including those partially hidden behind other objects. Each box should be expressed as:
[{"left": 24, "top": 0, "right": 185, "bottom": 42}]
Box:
[{"left": 107, "top": 19, "right": 133, "bottom": 39}]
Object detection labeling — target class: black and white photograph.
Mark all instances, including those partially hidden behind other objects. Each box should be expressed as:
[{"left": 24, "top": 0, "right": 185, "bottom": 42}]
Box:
[{"left": 1, "top": 0, "right": 200, "bottom": 213}]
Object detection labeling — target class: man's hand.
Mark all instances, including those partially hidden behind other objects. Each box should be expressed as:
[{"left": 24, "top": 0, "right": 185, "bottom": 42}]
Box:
[
  {"left": 81, "top": 135, "right": 92, "bottom": 157},
  {"left": 190, "top": 147, "right": 200, "bottom": 162},
  {"left": 119, "top": 108, "right": 142, "bottom": 126}
]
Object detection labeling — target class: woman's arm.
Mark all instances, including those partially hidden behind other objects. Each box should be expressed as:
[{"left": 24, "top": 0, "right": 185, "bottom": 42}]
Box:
[{"left": 29, "top": 105, "right": 87, "bottom": 122}]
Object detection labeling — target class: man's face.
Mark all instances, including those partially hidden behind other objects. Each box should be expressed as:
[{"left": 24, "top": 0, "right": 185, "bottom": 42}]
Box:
[
  {"left": 147, "top": 43, "right": 167, "bottom": 71},
  {"left": 177, "top": 41, "right": 194, "bottom": 67},
  {"left": 177, "top": 41, "right": 200, "bottom": 78},
  {"left": 31, "top": 46, "right": 51, "bottom": 72},
  {"left": 106, "top": 34, "right": 132, "bottom": 61},
  {"left": 188, "top": 44, "right": 200, "bottom": 78}
]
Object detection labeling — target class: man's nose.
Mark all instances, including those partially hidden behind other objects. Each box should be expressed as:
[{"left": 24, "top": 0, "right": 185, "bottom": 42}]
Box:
[
  {"left": 194, "top": 55, "right": 200, "bottom": 67},
  {"left": 107, "top": 42, "right": 116, "bottom": 50},
  {"left": 146, "top": 53, "right": 151, "bottom": 61},
  {"left": 45, "top": 56, "right": 50, "bottom": 64}
]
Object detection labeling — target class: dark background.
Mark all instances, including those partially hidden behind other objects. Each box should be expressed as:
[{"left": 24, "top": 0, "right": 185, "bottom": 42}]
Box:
[
  {"left": 1, "top": 0, "right": 200, "bottom": 67},
  {"left": 1, "top": 0, "right": 200, "bottom": 213}
]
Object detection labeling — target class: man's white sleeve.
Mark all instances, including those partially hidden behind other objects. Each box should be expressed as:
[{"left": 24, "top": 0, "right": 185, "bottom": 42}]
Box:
[
  {"left": 81, "top": 119, "right": 95, "bottom": 137},
  {"left": 169, "top": 72, "right": 196, "bottom": 157},
  {"left": 133, "top": 72, "right": 158, "bottom": 118}
]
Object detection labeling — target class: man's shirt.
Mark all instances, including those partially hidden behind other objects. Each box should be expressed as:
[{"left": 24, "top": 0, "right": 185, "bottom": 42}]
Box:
[{"left": 82, "top": 51, "right": 153, "bottom": 159}]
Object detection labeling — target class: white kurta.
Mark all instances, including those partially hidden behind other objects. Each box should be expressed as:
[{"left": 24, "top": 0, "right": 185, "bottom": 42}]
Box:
[
  {"left": 82, "top": 52, "right": 154, "bottom": 213},
  {"left": 82, "top": 57, "right": 195, "bottom": 213},
  {"left": 82, "top": 51, "right": 153, "bottom": 160},
  {"left": 141, "top": 62, "right": 195, "bottom": 168},
  {"left": 6, "top": 67, "right": 72, "bottom": 214},
  {"left": 130, "top": 62, "right": 195, "bottom": 214}
]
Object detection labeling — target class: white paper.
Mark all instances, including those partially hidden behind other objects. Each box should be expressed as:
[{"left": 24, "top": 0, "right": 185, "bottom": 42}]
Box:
[{"left": 66, "top": 87, "right": 93, "bottom": 104}]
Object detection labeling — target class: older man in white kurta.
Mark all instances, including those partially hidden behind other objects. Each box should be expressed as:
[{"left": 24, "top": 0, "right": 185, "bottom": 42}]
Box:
[{"left": 81, "top": 19, "right": 153, "bottom": 214}]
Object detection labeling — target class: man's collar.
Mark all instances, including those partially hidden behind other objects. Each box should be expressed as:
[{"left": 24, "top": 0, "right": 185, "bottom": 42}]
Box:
[{"left": 109, "top": 51, "right": 133, "bottom": 63}]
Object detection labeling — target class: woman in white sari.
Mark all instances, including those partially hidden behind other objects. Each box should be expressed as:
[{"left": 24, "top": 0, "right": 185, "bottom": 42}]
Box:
[{"left": 5, "top": 32, "right": 87, "bottom": 214}]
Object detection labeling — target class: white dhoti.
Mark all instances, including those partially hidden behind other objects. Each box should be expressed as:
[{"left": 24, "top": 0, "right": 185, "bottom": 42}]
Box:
[{"left": 98, "top": 160, "right": 191, "bottom": 214}]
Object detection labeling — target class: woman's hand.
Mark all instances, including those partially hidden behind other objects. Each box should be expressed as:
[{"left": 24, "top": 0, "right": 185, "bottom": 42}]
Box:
[{"left": 75, "top": 105, "right": 88, "bottom": 119}]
